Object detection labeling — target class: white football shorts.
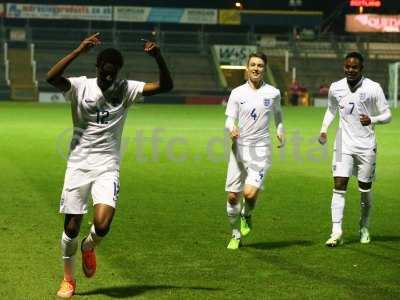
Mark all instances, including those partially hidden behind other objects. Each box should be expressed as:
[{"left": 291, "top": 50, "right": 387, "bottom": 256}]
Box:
[
  {"left": 60, "top": 168, "right": 120, "bottom": 214},
  {"left": 332, "top": 148, "right": 376, "bottom": 183},
  {"left": 225, "top": 144, "right": 272, "bottom": 192}
]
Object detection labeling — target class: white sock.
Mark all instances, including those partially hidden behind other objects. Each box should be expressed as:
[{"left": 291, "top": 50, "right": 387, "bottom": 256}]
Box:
[
  {"left": 227, "top": 201, "right": 241, "bottom": 238},
  {"left": 331, "top": 190, "right": 346, "bottom": 235},
  {"left": 82, "top": 225, "right": 103, "bottom": 251},
  {"left": 360, "top": 188, "right": 372, "bottom": 228},
  {"left": 61, "top": 231, "right": 78, "bottom": 281},
  {"left": 241, "top": 199, "right": 256, "bottom": 217}
]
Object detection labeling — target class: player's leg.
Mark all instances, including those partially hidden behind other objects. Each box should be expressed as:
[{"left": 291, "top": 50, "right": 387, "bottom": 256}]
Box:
[
  {"left": 326, "top": 177, "right": 349, "bottom": 247},
  {"left": 83, "top": 204, "right": 115, "bottom": 251},
  {"left": 58, "top": 214, "right": 82, "bottom": 298},
  {"left": 358, "top": 181, "right": 372, "bottom": 244},
  {"left": 58, "top": 169, "right": 91, "bottom": 298},
  {"left": 242, "top": 185, "right": 259, "bottom": 216},
  {"left": 61, "top": 214, "right": 83, "bottom": 280},
  {"left": 326, "top": 152, "right": 353, "bottom": 247},
  {"left": 241, "top": 185, "right": 259, "bottom": 236},
  {"left": 356, "top": 151, "right": 376, "bottom": 244},
  {"left": 226, "top": 192, "right": 242, "bottom": 249},
  {"left": 225, "top": 148, "right": 245, "bottom": 249},
  {"left": 240, "top": 145, "right": 271, "bottom": 237},
  {"left": 81, "top": 170, "right": 119, "bottom": 277}
]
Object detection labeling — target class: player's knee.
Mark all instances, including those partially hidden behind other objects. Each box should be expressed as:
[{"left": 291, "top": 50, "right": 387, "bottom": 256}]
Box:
[
  {"left": 243, "top": 189, "right": 257, "bottom": 200},
  {"left": 334, "top": 184, "right": 346, "bottom": 191},
  {"left": 333, "top": 177, "right": 348, "bottom": 191},
  {"left": 334, "top": 180, "right": 347, "bottom": 191},
  {"left": 358, "top": 181, "right": 372, "bottom": 191},
  {"left": 227, "top": 192, "right": 240, "bottom": 204},
  {"left": 64, "top": 216, "right": 82, "bottom": 238},
  {"left": 93, "top": 220, "right": 111, "bottom": 237},
  {"left": 64, "top": 224, "right": 80, "bottom": 238}
]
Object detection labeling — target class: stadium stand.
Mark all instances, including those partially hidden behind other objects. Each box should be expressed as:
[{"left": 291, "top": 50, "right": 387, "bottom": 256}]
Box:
[
  {"left": 258, "top": 33, "right": 400, "bottom": 99},
  {"left": 287, "top": 55, "right": 397, "bottom": 98},
  {"left": 35, "top": 48, "right": 220, "bottom": 94},
  {"left": 26, "top": 23, "right": 221, "bottom": 95},
  {"left": 1, "top": 3, "right": 400, "bottom": 102},
  {"left": 0, "top": 47, "right": 8, "bottom": 99}
]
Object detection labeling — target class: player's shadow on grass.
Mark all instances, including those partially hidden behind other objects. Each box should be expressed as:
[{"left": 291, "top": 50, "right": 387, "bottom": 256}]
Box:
[
  {"left": 243, "top": 240, "right": 314, "bottom": 250},
  {"left": 345, "top": 235, "right": 400, "bottom": 245},
  {"left": 76, "top": 284, "right": 221, "bottom": 298}
]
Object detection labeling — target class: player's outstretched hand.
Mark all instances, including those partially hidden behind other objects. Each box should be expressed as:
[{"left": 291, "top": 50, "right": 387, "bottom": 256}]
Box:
[
  {"left": 230, "top": 127, "right": 240, "bottom": 140},
  {"left": 277, "top": 134, "right": 285, "bottom": 148},
  {"left": 360, "top": 114, "right": 371, "bottom": 126},
  {"left": 143, "top": 40, "right": 161, "bottom": 57},
  {"left": 76, "top": 33, "right": 101, "bottom": 54},
  {"left": 318, "top": 132, "right": 327, "bottom": 145}
]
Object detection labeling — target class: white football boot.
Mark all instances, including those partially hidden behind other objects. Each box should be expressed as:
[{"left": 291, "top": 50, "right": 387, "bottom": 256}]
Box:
[
  {"left": 325, "top": 232, "right": 343, "bottom": 247},
  {"left": 360, "top": 227, "right": 371, "bottom": 244}
]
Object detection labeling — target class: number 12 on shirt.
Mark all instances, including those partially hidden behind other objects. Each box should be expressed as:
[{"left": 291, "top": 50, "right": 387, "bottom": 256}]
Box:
[{"left": 96, "top": 110, "right": 110, "bottom": 124}]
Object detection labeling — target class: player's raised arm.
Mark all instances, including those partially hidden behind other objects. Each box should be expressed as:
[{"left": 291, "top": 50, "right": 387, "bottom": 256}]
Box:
[
  {"left": 318, "top": 87, "right": 338, "bottom": 145},
  {"left": 272, "top": 93, "right": 284, "bottom": 148},
  {"left": 46, "top": 33, "right": 101, "bottom": 92},
  {"left": 141, "top": 41, "right": 173, "bottom": 96}
]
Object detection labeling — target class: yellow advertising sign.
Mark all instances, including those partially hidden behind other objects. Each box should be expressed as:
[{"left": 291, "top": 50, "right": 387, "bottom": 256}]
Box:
[{"left": 219, "top": 9, "right": 240, "bottom": 25}]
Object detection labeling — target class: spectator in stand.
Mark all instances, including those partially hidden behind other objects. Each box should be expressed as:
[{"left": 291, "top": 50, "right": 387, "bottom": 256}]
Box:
[
  {"left": 319, "top": 83, "right": 329, "bottom": 96},
  {"left": 289, "top": 80, "right": 302, "bottom": 106}
]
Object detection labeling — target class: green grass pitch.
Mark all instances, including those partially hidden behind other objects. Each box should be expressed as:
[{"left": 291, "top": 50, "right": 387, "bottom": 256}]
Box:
[{"left": 0, "top": 102, "right": 399, "bottom": 299}]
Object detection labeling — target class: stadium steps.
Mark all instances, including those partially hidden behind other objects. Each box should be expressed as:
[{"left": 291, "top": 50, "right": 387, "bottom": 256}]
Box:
[
  {"left": 7, "top": 48, "right": 38, "bottom": 100},
  {"left": 267, "top": 56, "right": 292, "bottom": 101}
]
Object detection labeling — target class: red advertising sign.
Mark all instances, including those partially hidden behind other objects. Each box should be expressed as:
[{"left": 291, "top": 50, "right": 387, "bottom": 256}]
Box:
[
  {"left": 350, "top": 0, "right": 381, "bottom": 7},
  {"left": 346, "top": 14, "right": 400, "bottom": 33}
]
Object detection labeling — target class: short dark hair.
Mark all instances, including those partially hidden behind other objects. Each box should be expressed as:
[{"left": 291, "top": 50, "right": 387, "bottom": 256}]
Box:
[
  {"left": 345, "top": 52, "right": 364, "bottom": 65},
  {"left": 248, "top": 52, "right": 267, "bottom": 65},
  {"left": 96, "top": 48, "right": 124, "bottom": 69}
]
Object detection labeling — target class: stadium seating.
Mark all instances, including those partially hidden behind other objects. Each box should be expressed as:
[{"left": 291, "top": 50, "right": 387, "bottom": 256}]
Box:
[
  {"left": 2, "top": 21, "right": 400, "bottom": 100},
  {"left": 286, "top": 55, "right": 396, "bottom": 97},
  {"left": 35, "top": 48, "right": 220, "bottom": 94},
  {"left": 0, "top": 49, "right": 9, "bottom": 99},
  {"left": 259, "top": 36, "right": 400, "bottom": 99}
]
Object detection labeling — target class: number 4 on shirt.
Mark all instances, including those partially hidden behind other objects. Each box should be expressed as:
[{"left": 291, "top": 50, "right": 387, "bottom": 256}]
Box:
[{"left": 250, "top": 108, "right": 257, "bottom": 121}]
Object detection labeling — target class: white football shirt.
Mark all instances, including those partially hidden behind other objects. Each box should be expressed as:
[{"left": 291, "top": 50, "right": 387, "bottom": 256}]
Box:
[
  {"left": 63, "top": 76, "right": 145, "bottom": 170},
  {"left": 328, "top": 77, "right": 390, "bottom": 153},
  {"left": 225, "top": 81, "right": 282, "bottom": 146}
]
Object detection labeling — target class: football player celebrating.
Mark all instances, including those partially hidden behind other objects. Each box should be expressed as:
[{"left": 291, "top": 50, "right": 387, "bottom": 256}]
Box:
[{"left": 47, "top": 33, "right": 172, "bottom": 298}]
